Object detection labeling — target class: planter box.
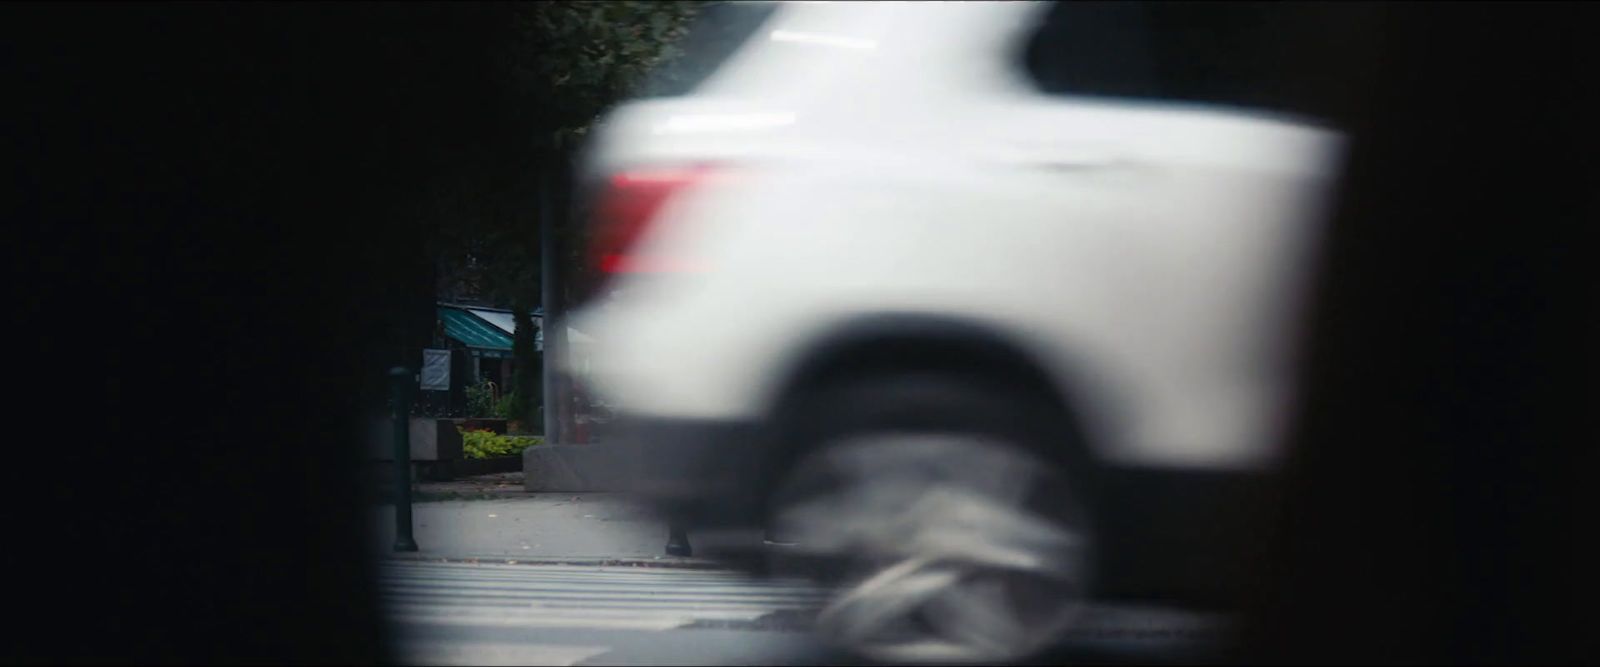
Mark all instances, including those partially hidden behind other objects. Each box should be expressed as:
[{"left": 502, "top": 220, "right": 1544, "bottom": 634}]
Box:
[
  {"left": 365, "top": 457, "right": 512, "bottom": 488},
  {"left": 452, "top": 455, "right": 523, "bottom": 477},
  {"left": 369, "top": 417, "right": 464, "bottom": 462},
  {"left": 363, "top": 461, "right": 452, "bottom": 494},
  {"left": 454, "top": 418, "right": 507, "bottom": 435}
]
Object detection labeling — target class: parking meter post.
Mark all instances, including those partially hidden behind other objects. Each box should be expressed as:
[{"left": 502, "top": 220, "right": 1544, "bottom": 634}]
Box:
[{"left": 391, "top": 366, "right": 419, "bottom": 552}]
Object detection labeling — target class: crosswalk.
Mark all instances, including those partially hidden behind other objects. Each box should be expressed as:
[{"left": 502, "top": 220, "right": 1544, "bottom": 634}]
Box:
[{"left": 379, "top": 560, "right": 831, "bottom": 666}]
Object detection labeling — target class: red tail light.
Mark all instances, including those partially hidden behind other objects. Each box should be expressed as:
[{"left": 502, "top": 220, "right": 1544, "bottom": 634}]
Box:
[{"left": 588, "top": 165, "right": 717, "bottom": 277}]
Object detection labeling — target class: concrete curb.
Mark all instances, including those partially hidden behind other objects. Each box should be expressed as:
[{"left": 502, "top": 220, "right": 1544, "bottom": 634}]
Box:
[
  {"left": 371, "top": 491, "right": 533, "bottom": 504},
  {"left": 379, "top": 552, "right": 732, "bottom": 571}
]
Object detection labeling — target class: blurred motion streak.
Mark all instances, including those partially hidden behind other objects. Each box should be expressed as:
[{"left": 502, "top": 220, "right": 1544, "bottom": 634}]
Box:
[{"left": 565, "top": 1, "right": 1373, "bottom": 663}]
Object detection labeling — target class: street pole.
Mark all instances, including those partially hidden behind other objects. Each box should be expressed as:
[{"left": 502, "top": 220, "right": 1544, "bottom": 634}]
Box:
[
  {"left": 390, "top": 366, "right": 418, "bottom": 552},
  {"left": 539, "top": 162, "right": 562, "bottom": 444}
]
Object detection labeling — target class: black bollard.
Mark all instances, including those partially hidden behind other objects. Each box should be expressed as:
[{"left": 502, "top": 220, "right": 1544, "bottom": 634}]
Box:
[
  {"left": 665, "top": 522, "right": 692, "bottom": 557},
  {"left": 391, "top": 367, "right": 419, "bottom": 552}
]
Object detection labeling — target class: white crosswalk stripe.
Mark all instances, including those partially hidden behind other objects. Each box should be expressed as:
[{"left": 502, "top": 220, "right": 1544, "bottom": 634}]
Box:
[
  {"left": 399, "top": 641, "right": 613, "bottom": 667},
  {"left": 379, "top": 560, "right": 829, "bottom": 666}
]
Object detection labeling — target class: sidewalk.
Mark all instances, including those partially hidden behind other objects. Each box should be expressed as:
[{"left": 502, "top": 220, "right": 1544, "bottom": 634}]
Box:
[{"left": 369, "top": 472, "right": 724, "bottom": 568}]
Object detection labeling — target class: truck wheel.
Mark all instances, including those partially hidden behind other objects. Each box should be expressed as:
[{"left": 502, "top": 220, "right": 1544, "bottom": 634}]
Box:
[{"left": 765, "top": 375, "right": 1094, "bottom": 664}]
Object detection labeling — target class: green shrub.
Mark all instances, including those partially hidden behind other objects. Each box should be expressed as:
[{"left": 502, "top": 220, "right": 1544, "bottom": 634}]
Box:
[
  {"left": 465, "top": 383, "right": 496, "bottom": 418},
  {"left": 492, "top": 390, "right": 517, "bottom": 420},
  {"left": 460, "top": 428, "right": 543, "bottom": 459}
]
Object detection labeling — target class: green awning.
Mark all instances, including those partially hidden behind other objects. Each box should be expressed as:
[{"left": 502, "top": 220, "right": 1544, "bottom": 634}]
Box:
[{"left": 438, "top": 306, "right": 513, "bottom": 356}]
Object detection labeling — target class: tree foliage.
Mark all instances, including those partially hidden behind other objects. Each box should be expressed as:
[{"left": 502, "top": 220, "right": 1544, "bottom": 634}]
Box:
[
  {"left": 420, "top": 1, "right": 711, "bottom": 420},
  {"left": 504, "top": 1, "right": 704, "bottom": 150},
  {"left": 430, "top": 1, "right": 708, "bottom": 310}
]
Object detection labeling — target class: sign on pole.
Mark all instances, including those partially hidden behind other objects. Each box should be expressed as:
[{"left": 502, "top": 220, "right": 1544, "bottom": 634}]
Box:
[{"left": 420, "top": 349, "right": 450, "bottom": 391}]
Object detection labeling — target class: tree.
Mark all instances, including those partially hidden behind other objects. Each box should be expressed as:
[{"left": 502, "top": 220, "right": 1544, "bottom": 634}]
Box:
[
  {"left": 424, "top": 1, "right": 713, "bottom": 429},
  {"left": 433, "top": 1, "right": 708, "bottom": 300},
  {"left": 509, "top": 301, "right": 541, "bottom": 430}
]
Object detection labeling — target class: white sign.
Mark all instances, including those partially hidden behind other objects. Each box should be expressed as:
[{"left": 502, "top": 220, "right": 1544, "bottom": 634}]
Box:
[{"left": 420, "top": 349, "right": 451, "bottom": 391}]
